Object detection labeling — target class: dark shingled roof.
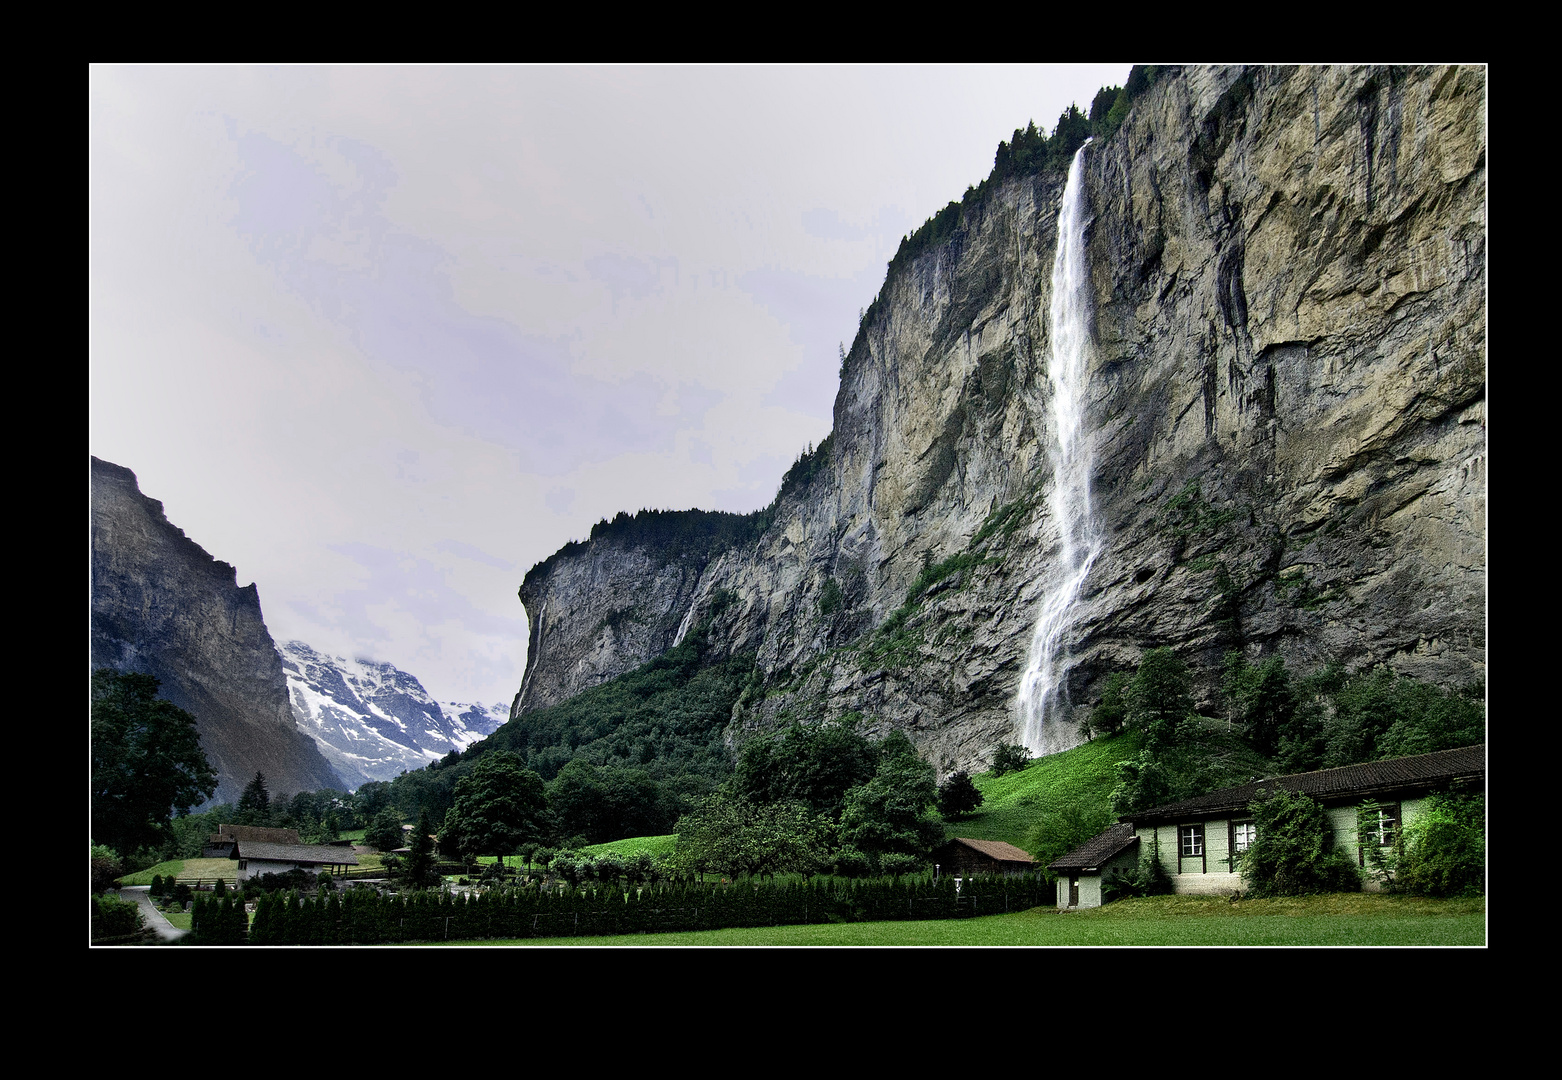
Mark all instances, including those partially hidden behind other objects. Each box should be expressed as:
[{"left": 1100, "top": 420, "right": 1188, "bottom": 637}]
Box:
[
  {"left": 939, "top": 837, "right": 1036, "bottom": 864},
  {"left": 1048, "top": 823, "right": 1140, "bottom": 872},
  {"left": 231, "top": 841, "right": 359, "bottom": 866},
  {"left": 1126, "top": 744, "right": 1485, "bottom": 826},
  {"left": 212, "top": 824, "right": 302, "bottom": 845}
]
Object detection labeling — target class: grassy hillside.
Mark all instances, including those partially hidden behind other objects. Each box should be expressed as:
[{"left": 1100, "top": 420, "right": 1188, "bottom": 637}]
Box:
[
  {"left": 580, "top": 834, "right": 678, "bottom": 859},
  {"left": 944, "top": 731, "right": 1143, "bottom": 861}
]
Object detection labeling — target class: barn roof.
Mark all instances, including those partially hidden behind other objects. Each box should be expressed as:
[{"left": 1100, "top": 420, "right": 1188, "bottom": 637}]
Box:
[{"left": 938, "top": 837, "right": 1035, "bottom": 864}]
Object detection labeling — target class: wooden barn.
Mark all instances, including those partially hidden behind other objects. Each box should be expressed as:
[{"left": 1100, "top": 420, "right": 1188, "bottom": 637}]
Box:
[{"left": 934, "top": 837, "right": 1037, "bottom": 877}]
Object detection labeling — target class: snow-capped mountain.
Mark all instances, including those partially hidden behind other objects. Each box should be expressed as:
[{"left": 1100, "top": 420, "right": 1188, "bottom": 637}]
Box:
[{"left": 280, "top": 640, "right": 509, "bottom": 789}]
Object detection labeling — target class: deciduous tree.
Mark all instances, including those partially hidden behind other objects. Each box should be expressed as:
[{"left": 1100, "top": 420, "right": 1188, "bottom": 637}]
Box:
[
  {"left": 92, "top": 670, "right": 217, "bottom": 856},
  {"left": 443, "top": 752, "right": 547, "bottom": 859}
]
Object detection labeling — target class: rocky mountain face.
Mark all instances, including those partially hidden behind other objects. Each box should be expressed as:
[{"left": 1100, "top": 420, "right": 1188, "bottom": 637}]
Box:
[
  {"left": 91, "top": 457, "right": 344, "bottom": 805},
  {"left": 512, "top": 66, "right": 1486, "bottom": 772},
  {"left": 282, "top": 640, "right": 508, "bottom": 788}
]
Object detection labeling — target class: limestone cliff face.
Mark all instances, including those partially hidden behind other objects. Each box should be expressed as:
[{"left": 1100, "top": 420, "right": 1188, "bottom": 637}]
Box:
[
  {"left": 91, "top": 457, "right": 344, "bottom": 804},
  {"left": 513, "top": 65, "right": 1486, "bottom": 770},
  {"left": 515, "top": 535, "right": 706, "bottom": 716}
]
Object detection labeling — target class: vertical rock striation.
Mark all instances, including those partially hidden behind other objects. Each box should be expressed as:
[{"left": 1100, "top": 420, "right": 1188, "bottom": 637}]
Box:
[
  {"left": 511, "top": 66, "right": 1486, "bottom": 772},
  {"left": 91, "top": 457, "right": 344, "bottom": 804}
]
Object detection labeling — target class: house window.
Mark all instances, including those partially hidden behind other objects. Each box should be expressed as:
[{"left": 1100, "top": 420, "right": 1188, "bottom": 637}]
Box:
[
  {"left": 1232, "top": 821, "right": 1256, "bottom": 853},
  {"left": 1180, "top": 824, "right": 1203, "bottom": 857},
  {"left": 1356, "top": 801, "right": 1401, "bottom": 865},
  {"left": 1360, "top": 803, "right": 1400, "bottom": 845}
]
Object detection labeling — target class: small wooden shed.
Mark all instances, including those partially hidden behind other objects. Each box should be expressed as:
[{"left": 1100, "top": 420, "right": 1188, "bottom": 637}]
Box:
[{"left": 934, "top": 837, "right": 1037, "bottom": 877}]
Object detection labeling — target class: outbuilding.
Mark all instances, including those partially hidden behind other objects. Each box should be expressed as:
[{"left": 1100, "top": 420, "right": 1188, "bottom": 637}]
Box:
[
  {"left": 934, "top": 837, "right": 1037, "bottom": 877},
  {"left": 203, "top": 824, "right": 302, "bottom": 859},
  {"left": 1049, "top": 823, "right": 1140, "bottom": 909}
]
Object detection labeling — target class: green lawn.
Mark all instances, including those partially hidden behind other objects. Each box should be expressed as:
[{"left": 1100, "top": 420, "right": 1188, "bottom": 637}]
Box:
[
  {"left": 119, "top": 860, "right": 185, "bottom": 886},
  {"left": 426, "top": 893, "right": 1484, "bottom": 947},
  {"left": 947, "top": 732, "right": 1141, "bottom": 853},
  {"left": 580, "top": 834, "right": 678, "bottom": 859}
]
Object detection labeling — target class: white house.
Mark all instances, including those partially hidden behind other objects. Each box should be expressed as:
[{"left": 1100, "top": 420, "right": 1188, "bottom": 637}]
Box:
[
  {"left": 1050, "top": 744, "right": 1485, "bottom": 909},
  {"left": 230, "top": 839, "right": 359, "bottom": 882}
]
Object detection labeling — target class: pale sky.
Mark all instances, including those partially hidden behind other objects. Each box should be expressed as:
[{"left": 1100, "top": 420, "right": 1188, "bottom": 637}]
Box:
[{"left": 89, "top": 64, "right": 1131, "bottom": 710}]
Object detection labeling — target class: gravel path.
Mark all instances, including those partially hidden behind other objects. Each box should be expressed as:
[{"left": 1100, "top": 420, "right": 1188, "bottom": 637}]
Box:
[{"left": 118, "top": 886, "right": 188, "bottom": 943}]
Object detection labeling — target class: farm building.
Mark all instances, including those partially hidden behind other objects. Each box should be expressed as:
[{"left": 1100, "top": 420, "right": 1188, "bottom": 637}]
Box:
[
  {"left": 230, "top": 839, "right": 359, "bottom": 882},
  {"left": 934, "top": 837, "right": 1036, "bottom": 877},
  {"left": 203, "top": 824, "right": 302, "bottom": 858},
  {"left": 1049, "top": 744, "right": 1485, "bottom": 909}
]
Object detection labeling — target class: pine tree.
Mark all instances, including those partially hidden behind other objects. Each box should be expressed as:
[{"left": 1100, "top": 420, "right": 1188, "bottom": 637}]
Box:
[
  {"left": 237, "top": 772, "right": 271, "bottom": 824},
  {"left": 404, "top": 809, "right": 437, "bottom": 888}
]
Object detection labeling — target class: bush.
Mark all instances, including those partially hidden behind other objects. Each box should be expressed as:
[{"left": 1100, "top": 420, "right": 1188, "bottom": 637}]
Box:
[
  {"left": 92, "top": 853, "right": 124, "bottom": 894},
  {"left": 990, "top": 744, "right": 1031, "bottom": 777},
  {"left": 92, "top": 894, "right": 144, "bottom": 939},
  {"left": 1104, "top": 846, "right": 1173, "bottom": 902},
  {"left": 1240, "top": 789, "right": 1360, "bottom": 898},
  {"left": 1399, "top": 793, "right": 1485, "bottom": 897},
  {"left": 240, "top": 869, "right": 314, "bottom": 896}
]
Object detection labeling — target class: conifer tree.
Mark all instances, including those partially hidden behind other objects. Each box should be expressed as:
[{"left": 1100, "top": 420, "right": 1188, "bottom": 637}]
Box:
[{"left": 404, "top": 809, "right": 437, "bottom": 888}]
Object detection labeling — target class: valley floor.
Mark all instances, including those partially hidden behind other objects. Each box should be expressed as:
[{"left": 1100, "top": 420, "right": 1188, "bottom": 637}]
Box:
[{"left": 421, "top": 893, "right": 1485, "bottom": 947}]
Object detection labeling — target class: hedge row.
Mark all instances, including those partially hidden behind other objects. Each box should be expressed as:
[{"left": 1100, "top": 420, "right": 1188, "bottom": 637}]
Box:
[{"left": 213, "top": 874, "right": 1050, "bottom": 945}]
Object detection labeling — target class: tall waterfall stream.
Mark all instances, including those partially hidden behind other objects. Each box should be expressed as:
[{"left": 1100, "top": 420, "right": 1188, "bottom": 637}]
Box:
[{"left": 1016, "top": 142, "right": 1100, "bottom": 755}]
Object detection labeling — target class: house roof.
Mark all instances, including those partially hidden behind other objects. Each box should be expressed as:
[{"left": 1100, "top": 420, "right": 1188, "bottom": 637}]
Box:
[
  {"left": 937, "top": 837, "right": 1036, "bottom": 864},
  {"left": 231, "top": 840, "right": 360, "bottom": 866},
  {"left": 1048, "top": 823, "right": 1140, "bottom": 872},
  {"left": 211, "top": 825, "right": 302, "bottom": 845},
  {"left": 1125, "top": 744, "right": 1485, "bottom": 826}
]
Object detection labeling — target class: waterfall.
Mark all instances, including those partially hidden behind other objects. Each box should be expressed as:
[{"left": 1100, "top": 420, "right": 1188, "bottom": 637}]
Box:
[
  {"left": 671, "top": 598, "right": 697, "bottom": 647},
  {"left": 1017, "top": 142, "right": 1100, "bottom": 756}
]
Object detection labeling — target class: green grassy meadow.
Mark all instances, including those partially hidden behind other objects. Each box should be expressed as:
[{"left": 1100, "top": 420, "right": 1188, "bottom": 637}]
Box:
[
  {"left": 580, "top": 834, "right": 678, "bottom": 859},
  {"left": 118, "top": 858, "right": 238, "bottom": 886},
  {"left": 428, "top": 893, "right": 1483, "bottom": 947},
  {"left": 947, "top": 732, "right": 1140, "bottom": 853}
]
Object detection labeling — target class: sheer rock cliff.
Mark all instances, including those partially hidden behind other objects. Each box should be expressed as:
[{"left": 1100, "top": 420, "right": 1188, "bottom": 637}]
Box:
[
  {"left": 91, "top": 457, "right": 345, "bottom": 804},
  {"left": 512, "top": 66, "right": 1486, "bottom": 771}
]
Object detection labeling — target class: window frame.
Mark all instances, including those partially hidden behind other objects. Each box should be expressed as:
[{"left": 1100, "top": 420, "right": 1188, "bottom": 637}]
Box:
[
  {"left": 1357, "top": 800, "right": 1401, "bottom": 866},
  {"left": 1229, "top": 819, "right": 1256, "bottom": 866},
  {"left": 1178, "top": 823, "right": 1206, "bottom": 873}
]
